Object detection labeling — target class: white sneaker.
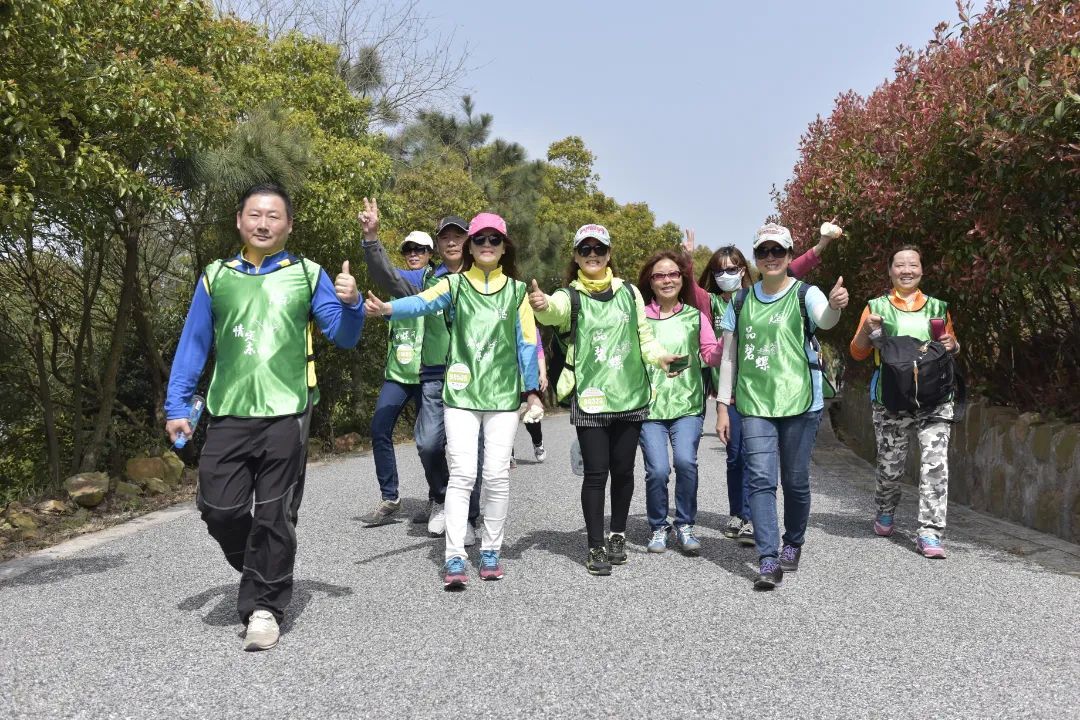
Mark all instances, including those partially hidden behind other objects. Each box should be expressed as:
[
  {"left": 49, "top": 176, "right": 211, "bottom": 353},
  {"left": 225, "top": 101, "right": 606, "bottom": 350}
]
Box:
[
  {"left": 533, "top": 443, "right": 547, "bottom": 463},
  {"left": 242, "top": 610, "right": 279, "bottom": 651},
  {"left": 463, "top": 524, "right": 477, "bottom": 547},
  {"left": 427, "top": 502, "right": 446, "bottom": 536}
]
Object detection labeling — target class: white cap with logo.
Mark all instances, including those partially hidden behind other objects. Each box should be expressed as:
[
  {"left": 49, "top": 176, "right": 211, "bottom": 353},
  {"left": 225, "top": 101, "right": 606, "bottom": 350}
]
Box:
[
  {"left": 573, "top": 223, "right": 611, "bottom": 247},
  {"left": 400, "top": 230, "right": 434, "bottom": 250},
  {"left": 753, "top": 223, "right": 793, "bottom": 249}
]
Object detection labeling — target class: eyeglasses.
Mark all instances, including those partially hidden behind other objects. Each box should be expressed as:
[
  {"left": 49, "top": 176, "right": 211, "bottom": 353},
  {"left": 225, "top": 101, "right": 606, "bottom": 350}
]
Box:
[
  {"left": 401, "top": 244, "right": 430, "bottom": 255},
  {"left": 650, "top": 270, "right": 682, "bottom": 282},
  {"left": 576, "top": 244, "right": 609, "bottom": 257},
  {"left": 753, "top": 245, "right": 789, "bottom": 260},
  {"left": 471, "top": 234, "right": 504, "bottom": 247}
]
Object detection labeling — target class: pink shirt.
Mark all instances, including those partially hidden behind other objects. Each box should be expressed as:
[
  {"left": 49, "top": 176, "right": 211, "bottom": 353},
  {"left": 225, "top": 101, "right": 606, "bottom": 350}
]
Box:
[
  {"left": 645, "top": 301, "right": 724, "bottom": 367},
  {"left": 690, "top": 247, "right": 822, "bottom": 327}
]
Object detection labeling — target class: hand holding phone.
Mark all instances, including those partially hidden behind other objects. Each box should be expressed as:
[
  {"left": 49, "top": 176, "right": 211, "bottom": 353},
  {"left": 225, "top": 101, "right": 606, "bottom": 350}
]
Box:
[
  {"left": 929, "top": 318, "right": 946, "bottom": 341},
  {"left": 667, "top": 354, "right": 690, "bottom": 375}
]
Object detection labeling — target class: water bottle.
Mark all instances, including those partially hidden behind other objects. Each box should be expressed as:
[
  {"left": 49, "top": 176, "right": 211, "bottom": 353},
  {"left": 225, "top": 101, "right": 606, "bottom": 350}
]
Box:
[{"left": 173, "top": 395, "right": 205, "bottom": 449}]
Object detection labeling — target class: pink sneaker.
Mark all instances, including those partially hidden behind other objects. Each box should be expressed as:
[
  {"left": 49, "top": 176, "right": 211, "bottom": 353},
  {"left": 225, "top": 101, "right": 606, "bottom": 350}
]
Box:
[
  {"left": 873, "top": 513, "right": 895, "bottom": 537},
  {"left": 916, "top": 534, "right": 947, "bottom": 558}
]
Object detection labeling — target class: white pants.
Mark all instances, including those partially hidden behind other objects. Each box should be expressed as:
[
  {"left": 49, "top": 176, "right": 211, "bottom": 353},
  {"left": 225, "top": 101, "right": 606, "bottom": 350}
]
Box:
[{"left": 443, "top": 407, "right": 517, "bottom": 561}]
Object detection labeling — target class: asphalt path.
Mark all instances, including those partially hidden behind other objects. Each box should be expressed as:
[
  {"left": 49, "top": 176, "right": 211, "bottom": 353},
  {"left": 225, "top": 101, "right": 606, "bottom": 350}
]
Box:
[{"left": 2, "top": 408, "right": 1078, "bottom": 719}]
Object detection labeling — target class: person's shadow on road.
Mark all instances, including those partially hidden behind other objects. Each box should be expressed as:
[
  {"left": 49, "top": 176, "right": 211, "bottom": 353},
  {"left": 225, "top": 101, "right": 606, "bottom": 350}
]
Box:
[
  {"left": 177, "top": 579, "right": 353, "bottom": 634},
  {"left": 0, "top": 554, "right": 127, "bottom": 589}
]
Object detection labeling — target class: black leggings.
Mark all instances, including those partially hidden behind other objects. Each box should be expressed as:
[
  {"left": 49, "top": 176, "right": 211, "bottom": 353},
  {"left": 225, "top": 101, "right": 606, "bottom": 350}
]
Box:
[
  {"left": 577, "top": 421, "right": 642, "bottom": 549},
  {"left": 524, "top": 421, "right": 543, "bottom": 445}
]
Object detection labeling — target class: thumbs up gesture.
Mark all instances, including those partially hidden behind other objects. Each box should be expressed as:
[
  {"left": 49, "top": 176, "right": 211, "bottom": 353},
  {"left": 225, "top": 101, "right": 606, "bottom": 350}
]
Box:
[
  {"left": 335, "top": 260, "right": 359, "bottom": 305},
  {"left": 364, "top": 290, "right": 392, "bottom": 318},
  {"left": 528, "top": 279, "right": 548, "bottom": 312},
  {"left": 819, "top": 219, "right": 843, "bottom": 240},
  {"left": 357, "top": 197, "right": 380, "bottom": 241},
  {"left": 828, "top": 276, "right": 849, "bottom": 311}
]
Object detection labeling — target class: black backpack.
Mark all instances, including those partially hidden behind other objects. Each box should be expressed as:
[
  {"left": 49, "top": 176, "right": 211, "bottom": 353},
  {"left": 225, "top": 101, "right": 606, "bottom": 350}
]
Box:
[{"left": 877, "top": 336, "right": 964, "bottom": 417}]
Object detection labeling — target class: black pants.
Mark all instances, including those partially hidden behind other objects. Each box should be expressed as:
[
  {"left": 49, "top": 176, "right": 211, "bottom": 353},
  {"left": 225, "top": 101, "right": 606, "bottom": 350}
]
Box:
[
  {"left": 197, "top": 405, "right": 311, "bottom": 623},
  {"left": 524, "top": 421, "right": 543, "bottom": 445},
  {"left": 577, "top": 421, "right": 642, "bottom": 549}
]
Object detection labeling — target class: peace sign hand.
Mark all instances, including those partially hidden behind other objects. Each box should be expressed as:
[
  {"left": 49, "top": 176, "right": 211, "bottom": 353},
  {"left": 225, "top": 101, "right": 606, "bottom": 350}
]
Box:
[
  {"left": 357, "top": 197, "right": 380, "bottom": 241},
  {"left": 682, "top": 228, "right": 696, "bottom": 254}
]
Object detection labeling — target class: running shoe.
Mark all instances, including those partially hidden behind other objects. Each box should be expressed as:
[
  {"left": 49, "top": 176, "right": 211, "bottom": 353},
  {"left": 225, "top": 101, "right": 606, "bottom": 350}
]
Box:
[
  {"left": 916, "top": 534, "right": 947, "bottom": 559},
  {"left": 737, "top": 521, "right": 756, "bottom": 547},
  {"left": 479, "top": 550, "right": 504, "bottom": 580},
  {"left": 647, "top": 527, "right": 670, "bottom": 553},
  {"left": 874, "top": 512, "right": 895, "bottom": 537},
  {"left": 586, "top": 547, "right": 612, "bottom": 576},
  {"left": 533, "top": 443, "right": 547, "bottom": 463},
  {"left": 779, "top": 544, "right": 802, "bottom": 572},
  {"left": 427, "top": 501, "right": 446, "bottom": 536},
  {"left": 723, "top": 515, "right": 744, "bottom": 539},
  {"left": 242, "top": 610, "right": 279, "bottom": 651},
  {"left": 443, "top": 556, "right": 468, "bottom": 590},
  {"left": 359, "top": 498, "right": 400, "bottom": 527},
  {"left": 606, "top": 532, "right": 628, "bottom": 565},
  {"left": 754, "top": 558, "right": 783, "bottom": 590},
  {"left": 675, "top": 525, "right": 701, "bottom": 556}
]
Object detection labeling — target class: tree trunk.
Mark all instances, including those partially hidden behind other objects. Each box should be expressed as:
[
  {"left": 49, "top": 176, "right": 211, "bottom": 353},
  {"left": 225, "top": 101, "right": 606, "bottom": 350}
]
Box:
[
  {"left": 133, "top": 281, "right": 168, "bottom": 429},
  {"left": 79, "top": 212, "right": 141, "bottom": 472},
  {"left": 69, "top": 238, "right": 105, "bottom": 473},
  {"left": 24, "top": 221, "right": 61, "bottom": 486}
]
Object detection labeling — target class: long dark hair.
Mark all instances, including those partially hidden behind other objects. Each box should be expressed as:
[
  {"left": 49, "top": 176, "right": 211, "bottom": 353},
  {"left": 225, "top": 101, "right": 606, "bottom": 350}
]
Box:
[
  {"left": 563, "top": 256, "right": 618, "bottom": 285},
  {"left": 698, "top": 245, "right": 752, "bottom": 293},
  {"left": 463, "top": 233, "right": 518, "bottom": 279},
  {"left": 637, "top": 250, "right": 697, "bottom": 308}
]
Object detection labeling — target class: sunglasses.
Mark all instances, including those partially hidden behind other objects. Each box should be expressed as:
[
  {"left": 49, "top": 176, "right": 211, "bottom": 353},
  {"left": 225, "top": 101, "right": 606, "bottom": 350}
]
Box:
[
  {"left": 576, "top": 244, "right": 609, "bottom": 257},
  {"left": 753, "top": 245, "right": 789, "bottom": 260},
  {"left": 471, "top": 234, "right": 504, "bottom": 247},
  {"left": 401, "top": 243, "right": 430, "bottom": 255},
  {"left": 715, "top": 267, "right": 742, "bottom": 275},
  {"left": 650, "top": 270, "right": 682, "bottom": 282}
]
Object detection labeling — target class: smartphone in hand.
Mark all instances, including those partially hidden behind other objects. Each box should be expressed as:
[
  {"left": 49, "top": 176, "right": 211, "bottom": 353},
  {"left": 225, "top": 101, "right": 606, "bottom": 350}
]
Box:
[
  {"left": 668, "top": 355, "right": 690, "bottom": 373},
  {"left": 929, "top": 318, "right": 946, "bottom": 341}
]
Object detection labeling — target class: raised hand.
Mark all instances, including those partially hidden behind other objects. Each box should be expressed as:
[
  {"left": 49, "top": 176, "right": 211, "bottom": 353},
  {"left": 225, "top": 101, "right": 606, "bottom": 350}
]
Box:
[
  {"left": 819, "top": 218, "right": 843, "bottom": 240},
  {"left": 335, "top": 260, "right": 359, "bottom": 305},
  {"left": 357, "top": 197, "right": 379, "bottom": 241},
  {"left": 364, "top": 290, "right": 392, "bottom": 318},
  {"left": 528, "top": 279, "right": 548, "bottom": 312},
  {"left": 682, "top": 228, "right": 696, "bottom": 254},
  {"left": 828, "top": 276, "right": 849, "bottom": 310}
]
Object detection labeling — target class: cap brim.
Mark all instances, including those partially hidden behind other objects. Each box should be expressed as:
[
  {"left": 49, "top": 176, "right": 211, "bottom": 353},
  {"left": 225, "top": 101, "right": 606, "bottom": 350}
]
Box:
[{"left": 574, "top": 236, "right": 611, "bottom": 246}]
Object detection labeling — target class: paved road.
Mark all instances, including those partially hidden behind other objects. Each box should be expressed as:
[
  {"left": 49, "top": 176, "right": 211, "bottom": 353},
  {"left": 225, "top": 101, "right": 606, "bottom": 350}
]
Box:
[{"left": 2, "top": 409, "right": 1078, "bottom": 719}]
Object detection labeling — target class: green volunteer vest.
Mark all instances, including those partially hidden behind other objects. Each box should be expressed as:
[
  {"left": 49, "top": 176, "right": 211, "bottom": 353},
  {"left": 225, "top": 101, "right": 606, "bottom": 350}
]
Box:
[
  {"left": 647, "top": 304, "right": 705, "bottom": 420},
  {"left": 442, "top": 273, "right": 526, "bottom": 411},
  {"left": 420, "top": 267, "right": 452, "bottom": 368},
  {"left": 868, "top": 294, "right": 949, "bottom": 404},
  {"left": 708, "top": 292, "right": 731, "bottom": 395},
  {"left": 734, "top": 281, "right": 812, "bottom": 418},
  {"left": 206, "top": 259, "right": 319, "bottom": 418},
  {"left": 572, "top": 284, "right": 651, "bottom": 414}
]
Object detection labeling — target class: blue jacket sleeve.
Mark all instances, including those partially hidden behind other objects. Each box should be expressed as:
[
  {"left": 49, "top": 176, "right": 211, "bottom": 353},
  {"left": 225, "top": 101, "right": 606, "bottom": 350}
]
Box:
[
  {"left": 312, "top": 269, "right": 365, "bottom": 348},
  {"left": 388, "top": 280, "right": 453, "bottom": 319},
  {"left": 165, "top": 276, "right": 214, "bottom": 420},
  {"left": 516, "top": 321, "right": 540, "bottom": 393}
]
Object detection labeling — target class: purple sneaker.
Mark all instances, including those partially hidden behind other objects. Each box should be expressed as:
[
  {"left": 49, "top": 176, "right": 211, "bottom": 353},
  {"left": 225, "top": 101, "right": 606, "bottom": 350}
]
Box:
[
  {"left": 754, "top": 557, "right": 783, "bottom": 590},
  {"left": 874, "top": 512, "right": 895, "bottom": 537},
  {"left": 779, "top": 544, "right": 801, "bottom": 572},
  {"left": 479, "top": 550, "right": 504, "bottom": 580},
  {"left": 443, "top": 557, "right": 468, "bottom": 590},
  {"left": 916, "top": 534, "right": 947, "bottom": 559}
]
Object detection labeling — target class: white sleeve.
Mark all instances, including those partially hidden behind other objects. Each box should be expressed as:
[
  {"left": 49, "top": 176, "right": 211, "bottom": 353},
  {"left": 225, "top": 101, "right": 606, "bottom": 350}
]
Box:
[
  {"left": 806, "top": 285, "right": 841, "bottom": 330},
  {"left": 717, "top": 330, "right": 736, "bottom": 403}
]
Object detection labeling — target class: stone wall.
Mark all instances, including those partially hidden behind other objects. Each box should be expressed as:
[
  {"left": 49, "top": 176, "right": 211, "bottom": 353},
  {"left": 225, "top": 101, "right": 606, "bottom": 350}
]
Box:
[{"left": 829, "top": 383, "right": 1080, "bottom": 544}]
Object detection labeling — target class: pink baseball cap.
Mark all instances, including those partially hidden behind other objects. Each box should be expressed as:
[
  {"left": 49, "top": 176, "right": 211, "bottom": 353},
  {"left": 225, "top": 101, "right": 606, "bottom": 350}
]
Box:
[{"left": 468, "top": 212, "right": 508, "bottom": 237}]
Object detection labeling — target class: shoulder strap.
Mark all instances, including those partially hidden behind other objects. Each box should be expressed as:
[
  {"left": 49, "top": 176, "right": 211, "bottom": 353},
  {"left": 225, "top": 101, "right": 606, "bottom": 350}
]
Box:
[
  {"left": 567, "top": 286, "right": 581, "bottom": 344},
  {"left": 731, "top": 287, "right": 750, "bottom": 337},
  {"left": 797, "top": 282, "right": 822, "bottom": 371}
]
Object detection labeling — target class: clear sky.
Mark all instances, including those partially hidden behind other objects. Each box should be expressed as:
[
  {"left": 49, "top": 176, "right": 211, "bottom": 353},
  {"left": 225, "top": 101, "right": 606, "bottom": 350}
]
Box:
[{"left": 416, "top": 1, "right": 957, "bottom": 255}]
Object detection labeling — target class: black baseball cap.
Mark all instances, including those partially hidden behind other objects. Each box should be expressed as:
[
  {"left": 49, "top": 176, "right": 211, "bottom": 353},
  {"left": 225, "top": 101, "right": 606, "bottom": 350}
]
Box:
[{"left": 435, "top": 215, "right": 468, "bottom": 235}]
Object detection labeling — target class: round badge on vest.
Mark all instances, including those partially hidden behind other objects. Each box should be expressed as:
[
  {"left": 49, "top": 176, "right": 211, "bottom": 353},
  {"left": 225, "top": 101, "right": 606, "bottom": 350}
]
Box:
[
  {"left": 446, "top": 362, "right": 472, "bottom": 390},
  {"left": 395, "top": 344, "right": 415, "bottom": 364},
  {"left": 579, "top": 387, "right": 607, "bottom": 413}
]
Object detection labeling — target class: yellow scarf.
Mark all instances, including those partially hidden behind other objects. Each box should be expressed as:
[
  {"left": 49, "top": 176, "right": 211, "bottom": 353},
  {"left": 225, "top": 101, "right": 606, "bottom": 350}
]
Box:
[{"left": 577, "top": 268, "right": 613, "bottom": 294}]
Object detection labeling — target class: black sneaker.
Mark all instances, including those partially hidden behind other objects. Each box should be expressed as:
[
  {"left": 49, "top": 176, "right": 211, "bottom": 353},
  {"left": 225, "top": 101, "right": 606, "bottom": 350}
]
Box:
[
  {"left": 586, "top": 547, "right": 612, "bottom": 576},
  {"left": 606, "top": 533, "right": 627, "bottom": 565},
  {"left": 779, "top": 544, "right": 801, "bottom": 572},
  {"left": 754, "top": 558, "right": 783, "bottom": 590}
]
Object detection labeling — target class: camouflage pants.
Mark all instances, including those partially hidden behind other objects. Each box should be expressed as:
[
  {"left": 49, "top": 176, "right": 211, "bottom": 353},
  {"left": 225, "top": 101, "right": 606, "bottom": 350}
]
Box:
[{"left": 872, "top": 402, "right": 952, "bottom": 537}]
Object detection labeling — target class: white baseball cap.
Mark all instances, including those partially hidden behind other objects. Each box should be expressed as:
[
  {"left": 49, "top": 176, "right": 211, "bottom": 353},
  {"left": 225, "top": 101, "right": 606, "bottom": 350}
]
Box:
[
  {"left": 573, "top": 223, "right": 611, "bottom": 247},
  {"left": 400, "top": 230, "right": 434, "bottom": 250},
  {"left": 753, "top": 223, "right": 793, "bottom": 249}
]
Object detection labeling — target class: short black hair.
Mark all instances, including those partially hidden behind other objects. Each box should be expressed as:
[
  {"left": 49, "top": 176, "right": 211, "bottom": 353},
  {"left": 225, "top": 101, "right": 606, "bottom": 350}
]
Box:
[{"left": 238, "top": 184, "right": 293, "bottom": 219}]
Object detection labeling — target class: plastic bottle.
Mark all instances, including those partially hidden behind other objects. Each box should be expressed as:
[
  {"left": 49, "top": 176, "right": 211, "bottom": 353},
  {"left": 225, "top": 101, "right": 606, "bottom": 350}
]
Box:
[{"left": 173, "top": 395, "right": 205, "bottom": 449}]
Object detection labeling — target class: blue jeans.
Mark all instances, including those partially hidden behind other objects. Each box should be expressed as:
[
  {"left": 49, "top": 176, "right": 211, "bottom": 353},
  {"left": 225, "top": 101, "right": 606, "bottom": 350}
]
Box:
[
  {"left": 742, "top": 410, "right": 822, "bottom": 560},
  {"left": 371, "top": 380, "right": 422, "bottom": 500},
  {"left": 414, "top": 377, "right": 480, "bottom": 522},
  {"left": 723, "top": 403, "right": 750, "bottom": 520},
  {"left": 640, "top": 415, "right": 705, "bottom": 530}
]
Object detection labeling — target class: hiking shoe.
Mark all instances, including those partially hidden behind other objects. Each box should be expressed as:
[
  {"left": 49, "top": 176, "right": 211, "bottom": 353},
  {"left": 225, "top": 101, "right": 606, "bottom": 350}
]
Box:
[
  {"left": 606, "top": 532, "right": 628, "bottom": 565},
  {"left": 242, "top": 610, "right": 279, "bottom": 651},
  {"left": 412, "top": 499, "right": 435, "bottom": 523},
  {"left": 724, "top": 515, "right": 744, "bottom": 539},
  {"left": 647, "top": 527, "right": 670, "bottom": 553},
  {"left": 779, "top": 544, "right": 802, "bottom": 572},
  {"left": 533, "top": 443, "right": 547, "bottom": 463},
  {"left": 675, "top": 525, "right": 701, "bottom": 556},
  {"left": 463, "top": 523, "right": 477, "bottom": 547},
  {"left": 586, "top": 547, "right": 612, "bottom": 576},
  {"left": 427, "top": 502, "right": 446, "bottom": 536},
  {"left": 479, "top": 550, "right": 504, "bottom": 580},
  {"left": 359, "top": 498, "right": 401, "bottom": 526},
  {"left": 754, "top": 558, "right": 783, "bottom": 590},
  {"left": 443, "top": 557, "right": 468, "bottom": 590},
  {"left": 874, "top": 512, "right": 895, "bottom": 537},
  {"left": 916, "top": 534, "right": 947, "bottom": 559},
  {"left": 737, "top": 521, "right": 756, "bottom": 547}
]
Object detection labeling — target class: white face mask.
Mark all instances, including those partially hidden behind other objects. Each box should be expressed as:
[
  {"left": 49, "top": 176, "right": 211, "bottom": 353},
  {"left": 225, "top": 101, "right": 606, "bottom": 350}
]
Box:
[{"left": 714, "top": 270, "right": 743, "bottom": 292}]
